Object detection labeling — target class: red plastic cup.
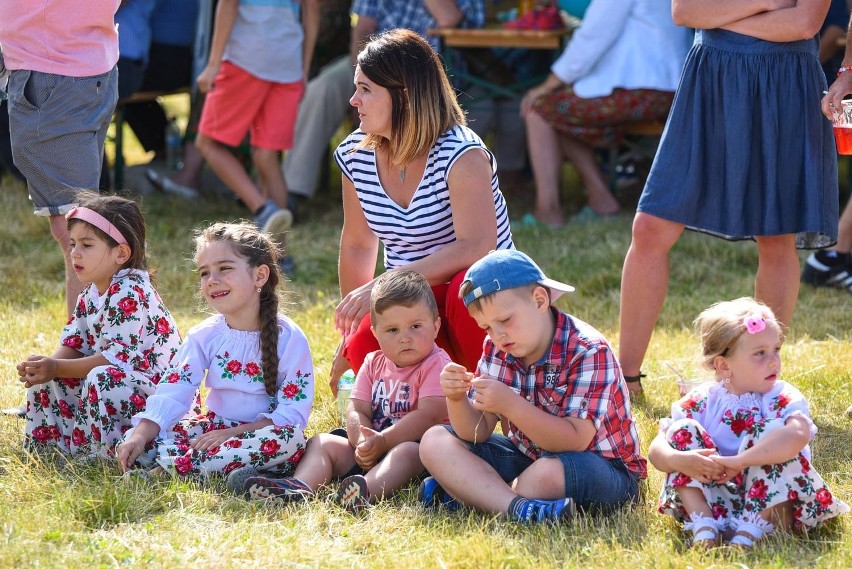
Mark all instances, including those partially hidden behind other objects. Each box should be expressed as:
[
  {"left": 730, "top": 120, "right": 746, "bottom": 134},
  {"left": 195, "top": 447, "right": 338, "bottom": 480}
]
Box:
[{"left": 832, "top": 100, "right": 852, "bottom": 155}]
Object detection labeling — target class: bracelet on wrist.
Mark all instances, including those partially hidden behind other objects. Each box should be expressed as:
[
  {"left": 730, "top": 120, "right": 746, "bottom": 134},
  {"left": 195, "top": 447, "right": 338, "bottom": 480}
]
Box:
[{"left": 838, "top": 66, "right": 852, "bottom": 76}]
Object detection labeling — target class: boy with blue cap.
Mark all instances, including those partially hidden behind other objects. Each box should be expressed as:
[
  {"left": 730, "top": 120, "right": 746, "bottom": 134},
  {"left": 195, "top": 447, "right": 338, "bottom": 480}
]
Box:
[{"left": 418, "top": 249, "right": 646, "bottom": 523}]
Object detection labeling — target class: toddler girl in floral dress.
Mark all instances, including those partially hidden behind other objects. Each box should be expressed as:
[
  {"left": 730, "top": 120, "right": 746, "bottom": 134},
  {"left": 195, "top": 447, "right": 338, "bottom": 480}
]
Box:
[
  {"left": 648, "top": 297, "right": 848, "bottom": 549},
  {"left": 17, "top": 193, "right": 182, "bottom": 458},
  {"left": 117, "top": 222, "right": 313, "bottom": 477}
]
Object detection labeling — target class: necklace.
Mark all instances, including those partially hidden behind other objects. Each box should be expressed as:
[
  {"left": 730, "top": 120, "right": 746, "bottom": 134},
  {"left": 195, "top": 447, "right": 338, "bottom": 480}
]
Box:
[{"left": 399, "top": 167, "right": 406, "bottom": 183}]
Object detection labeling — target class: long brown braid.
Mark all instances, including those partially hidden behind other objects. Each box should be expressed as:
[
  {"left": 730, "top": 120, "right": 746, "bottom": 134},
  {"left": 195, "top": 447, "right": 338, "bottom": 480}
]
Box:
[{"left": 196, "top": 222, "right": 283, "bottom": 398}]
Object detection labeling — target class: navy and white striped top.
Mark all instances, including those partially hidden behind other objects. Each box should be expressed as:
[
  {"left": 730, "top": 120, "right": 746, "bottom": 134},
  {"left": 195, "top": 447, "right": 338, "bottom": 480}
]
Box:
[{"left": 334, "top": 125, "right": 514, "bottom": 270}]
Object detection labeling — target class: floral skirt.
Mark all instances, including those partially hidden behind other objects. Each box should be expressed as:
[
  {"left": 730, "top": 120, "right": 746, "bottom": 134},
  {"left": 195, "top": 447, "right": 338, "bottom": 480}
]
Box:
[
  {"left": 658, "top": 418, "right": 848, "bottom": 531},
  {"left": 137, "top": 410, "right": 306, "bottom": 477},
  {"left": 531, "top": 87, "right": 674, "bottom": 148},
  {"left": 25, "top": 365, "right": 155, "bottom": 457}
]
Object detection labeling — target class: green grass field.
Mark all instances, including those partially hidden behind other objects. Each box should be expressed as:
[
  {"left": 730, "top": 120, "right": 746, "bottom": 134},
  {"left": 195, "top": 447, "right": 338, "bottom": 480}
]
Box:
[{"left": 0, "top": 149, "right": 849, "bottom": 567}]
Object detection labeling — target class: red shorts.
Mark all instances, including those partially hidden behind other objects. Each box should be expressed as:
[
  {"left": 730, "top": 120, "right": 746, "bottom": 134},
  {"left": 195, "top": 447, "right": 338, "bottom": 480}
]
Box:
[{"left": 198, "top": 61, "right": 303, "bottom": 150}]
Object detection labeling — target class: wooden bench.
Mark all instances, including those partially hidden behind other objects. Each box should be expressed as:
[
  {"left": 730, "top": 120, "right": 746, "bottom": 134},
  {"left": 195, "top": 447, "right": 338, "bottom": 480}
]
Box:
[{"left": 112, "top": 87, "right": 191, "bottom": 189}]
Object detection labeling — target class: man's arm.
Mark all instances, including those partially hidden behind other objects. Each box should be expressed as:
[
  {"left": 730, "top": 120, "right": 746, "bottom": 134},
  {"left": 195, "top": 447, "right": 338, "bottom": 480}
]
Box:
[{"left": 424, "top": 0, "right": 464, "bottom": 28}]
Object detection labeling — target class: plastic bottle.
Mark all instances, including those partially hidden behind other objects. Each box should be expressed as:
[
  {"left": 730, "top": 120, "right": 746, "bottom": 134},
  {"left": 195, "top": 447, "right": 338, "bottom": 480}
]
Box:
[
  {"left": 165, "top": 117, "right": 182, "bottom": 170},
  {"left": 337, "top": 369, "right": 356, "bottom": 424}
]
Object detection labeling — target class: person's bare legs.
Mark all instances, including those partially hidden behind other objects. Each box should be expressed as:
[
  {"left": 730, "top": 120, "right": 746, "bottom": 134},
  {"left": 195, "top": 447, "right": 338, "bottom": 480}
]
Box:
[
  {"left": 833, "top": 198, "right": 852, "bottom": 252},
  {"left": 525, "top": 109, "right": 566, "bottom": 226},
  {"left": 559, "top": 136, "right": 619, "bottom": 216},
  {"left": 619, "top": 213, "right": 685, "bottom": 393},
  {"left": 362, "top": 441, "right": 425, "bottom": 501},
  {"left": 195, "top": 133, "right": 266, "bottom": 213},
  {"left": 171, "top": 140, "right": 204, "bottom": 190},
  {"left": 252, "top": 147, "right": 288, "bottom": 208},
  {"left": 291, "top": 433, "right": 357, "bottom": 491},
  {"left": 754, "top": 234, "right": 799, "bottom": 327},
  {"left": 419, "top": 427, "right": 565, "bottom": 514},
  {"left": 49, "top": 215, "right": 84, "bottom": 316},
  {"left": 676, "top": 487, "right": 718, "bottom": 548}
]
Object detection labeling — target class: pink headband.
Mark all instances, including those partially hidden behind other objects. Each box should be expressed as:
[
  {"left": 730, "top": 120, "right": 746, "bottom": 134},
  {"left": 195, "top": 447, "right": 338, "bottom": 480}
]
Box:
[{"left": 65, "top": 206, "right": 128, "bottom": 245}]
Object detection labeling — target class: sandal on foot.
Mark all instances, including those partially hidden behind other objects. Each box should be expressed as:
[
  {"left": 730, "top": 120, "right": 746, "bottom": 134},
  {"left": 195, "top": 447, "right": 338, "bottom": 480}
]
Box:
[
  {"left": 510, "top": 212, "right": 564, "bottom": 230},
  {"left": 145, "top": 168, "right": 200, "bottom": 199},
  {"left": 338, "top": 474, "right": 370, "bottom": 513},
  {"left": 243, "top": 476, "right": 313, "bottom": 504},
  {"left": 684, "top": 513, "right": 720, "bottom": 549},
  {"left": 730, "top": 518, "right": 773, "bottom": 549}
]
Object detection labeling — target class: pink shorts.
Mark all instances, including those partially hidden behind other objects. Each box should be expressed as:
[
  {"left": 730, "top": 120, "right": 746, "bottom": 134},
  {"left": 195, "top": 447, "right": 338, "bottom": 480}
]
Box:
[{"left": 198, "top": 61, "right": 303, "bottom": 150}]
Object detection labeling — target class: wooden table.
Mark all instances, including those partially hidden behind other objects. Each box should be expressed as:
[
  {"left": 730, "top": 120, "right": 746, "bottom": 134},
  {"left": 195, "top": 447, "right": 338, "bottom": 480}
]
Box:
[{"left": 428, "top": 28, "right": 571, "bottom": 102}]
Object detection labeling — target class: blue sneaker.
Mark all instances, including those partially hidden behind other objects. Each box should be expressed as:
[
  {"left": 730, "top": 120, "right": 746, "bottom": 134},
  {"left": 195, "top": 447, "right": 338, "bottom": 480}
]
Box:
[
  {"left": 254, "top": 200, "right": 293, "bottom": 238},
  {"left": 418, "top": 476, "right": 461, "bottom": 512},
  {"left": 509, "top": 496, "right": 576, "bottom": 523}
]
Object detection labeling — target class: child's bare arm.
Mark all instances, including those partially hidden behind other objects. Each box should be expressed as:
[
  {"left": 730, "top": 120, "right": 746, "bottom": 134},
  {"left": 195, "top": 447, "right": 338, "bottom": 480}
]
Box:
[
  {"left": 477, "top": 377, "right": 596, "bottom": 453},
  {"left": 648, "top": 431, "right": 727, "bottom": 484},
  {"left": 345, "top": 398, "right": 374, "bottom": 448},
  {"left": 300, "top": 0, "right": 320, "bottom": 83},
  {"left": 197, "top": 0, "right": 239, "bottom": 93},
  {"left": 712, "top": 415, "right": 811, "bottom": 473},
  {"left": 374, "top": 396, "right": 447, "bottom": 450},
  {"left": 18, "top": 346, "right": 108, "bottom": 387}
]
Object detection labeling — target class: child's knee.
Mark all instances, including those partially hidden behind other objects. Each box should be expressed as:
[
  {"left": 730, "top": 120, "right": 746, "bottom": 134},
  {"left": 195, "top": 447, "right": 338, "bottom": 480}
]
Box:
[
  {"left": 665, "top": 418, "right": 709, "bottom": 449},
  {"left": 419, "top": 426, "right": 452, "bottom": 461}
]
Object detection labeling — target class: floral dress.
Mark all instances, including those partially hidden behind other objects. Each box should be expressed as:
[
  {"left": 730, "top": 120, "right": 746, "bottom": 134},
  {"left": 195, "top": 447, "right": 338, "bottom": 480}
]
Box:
[
  {"left": 25, "top": 269, "right": 182, "bottom": 457},
  {"left": 658, "top": 380, "right": 849, "bottom": 532},
  {"left": 129, "top": 314, "right": 313, "bottom": 477}
]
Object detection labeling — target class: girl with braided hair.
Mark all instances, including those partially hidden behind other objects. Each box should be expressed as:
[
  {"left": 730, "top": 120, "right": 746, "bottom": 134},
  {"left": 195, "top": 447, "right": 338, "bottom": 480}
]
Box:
[{"left": 117, "top": 222, "right": 314, "bottom": 478}]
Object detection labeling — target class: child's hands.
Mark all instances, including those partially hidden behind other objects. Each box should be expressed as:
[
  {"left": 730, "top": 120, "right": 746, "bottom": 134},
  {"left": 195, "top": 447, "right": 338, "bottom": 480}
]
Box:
[
  {"left": 196, "top": 63, "right": 219, "bottom": 93},
  {"left": 17, "top": 355, "right": 57, "bottom": 387},
  {"left": 354, "top": 425, "right": 386, "bottom": 470},
  {"left": 709, "top": 454, "right": 743, "bottom": 481},
  {"left": 470, "top": 377, "right": 512, "bottom": 415},
  {"left": 439, "top": 363, "right": 473, "bottom": 401},
  {"left": 116, "top": 433, "right": 146, "bottom": 473},
  {"left": 190, "top": 428, "right": 237, "bottom": 452},
  {"left": 670, "top": 448, "right": 730, "bottom": 484}
]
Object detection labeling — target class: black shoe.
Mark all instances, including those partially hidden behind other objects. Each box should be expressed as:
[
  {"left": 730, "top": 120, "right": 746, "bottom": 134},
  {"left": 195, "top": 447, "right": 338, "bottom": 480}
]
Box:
[{"left": 801, "top": 251, "right": 852, "bottom": 292}]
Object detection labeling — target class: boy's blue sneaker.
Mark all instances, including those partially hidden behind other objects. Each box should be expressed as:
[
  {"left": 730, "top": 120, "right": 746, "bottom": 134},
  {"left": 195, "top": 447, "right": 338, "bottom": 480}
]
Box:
[
  {"left": 254, "top": 200, "right": 293, "bottom": 237},
  {"left": 242, "top": 476, "right": 313, "bottom": 504},
  {"left": 418, "top": 476, "right": 461, "bottom": 512},
  {"left": 508, "top": 496, "right": 577, "bottom": 524}
]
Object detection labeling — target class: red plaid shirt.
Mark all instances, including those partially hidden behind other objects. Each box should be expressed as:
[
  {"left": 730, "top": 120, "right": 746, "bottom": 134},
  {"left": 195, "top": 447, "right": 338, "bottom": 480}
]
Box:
[{"left": 472, "top": 309, "right": 647, "bottom": 478}]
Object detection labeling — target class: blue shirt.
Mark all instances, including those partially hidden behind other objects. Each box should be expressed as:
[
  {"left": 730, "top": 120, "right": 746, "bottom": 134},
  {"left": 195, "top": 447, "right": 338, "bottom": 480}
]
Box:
[
  {"left": 352, "top": 0, "right": 485, "bottom": 49},
  {"left": 116, "top": 0, "right": 156, "bottom": 62},
  {"left": 151, "top": 0, "right": 199, "bottom": 47}
]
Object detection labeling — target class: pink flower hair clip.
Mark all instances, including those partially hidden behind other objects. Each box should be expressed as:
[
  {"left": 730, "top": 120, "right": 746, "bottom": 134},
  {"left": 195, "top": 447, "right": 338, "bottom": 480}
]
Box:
[{"left": 743, "top": 315, "right": 767, "bottom": 334}]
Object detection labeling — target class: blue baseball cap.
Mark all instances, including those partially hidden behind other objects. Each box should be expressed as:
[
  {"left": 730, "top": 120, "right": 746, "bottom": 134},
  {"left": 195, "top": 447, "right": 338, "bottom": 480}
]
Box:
[{"left": 462, "top": 250, "right": 575, "bottom": 307}]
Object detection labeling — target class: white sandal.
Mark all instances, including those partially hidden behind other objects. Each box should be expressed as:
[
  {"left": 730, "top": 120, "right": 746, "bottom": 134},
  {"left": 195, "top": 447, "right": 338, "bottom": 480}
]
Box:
[
  {"left": 684, "top": 512, "right": 720, "bottom": 549},
  {"left": 730, "top": 517, "right": 774, "bottom": 548}
]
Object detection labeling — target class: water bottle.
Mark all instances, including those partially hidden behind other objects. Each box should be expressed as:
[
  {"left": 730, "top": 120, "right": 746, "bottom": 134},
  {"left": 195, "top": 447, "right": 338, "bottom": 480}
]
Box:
[
  {"left": 165, "top": 117, "right": 182, "bottom": 170},
  {"left": 337, "top": 369, "right": 356, "bottom": 424}
]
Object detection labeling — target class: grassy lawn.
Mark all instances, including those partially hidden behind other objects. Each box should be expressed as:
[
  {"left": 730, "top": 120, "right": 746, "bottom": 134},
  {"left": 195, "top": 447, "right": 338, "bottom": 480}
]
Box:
[{"left": 0, "top": 155, "right": 849, "bottom": 567}]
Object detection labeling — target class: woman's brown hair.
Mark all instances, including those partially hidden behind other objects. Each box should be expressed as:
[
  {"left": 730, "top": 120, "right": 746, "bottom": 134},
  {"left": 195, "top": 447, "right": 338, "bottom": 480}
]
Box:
[{"left": 355, "top": 28, "right": 466, "bottom": 167}]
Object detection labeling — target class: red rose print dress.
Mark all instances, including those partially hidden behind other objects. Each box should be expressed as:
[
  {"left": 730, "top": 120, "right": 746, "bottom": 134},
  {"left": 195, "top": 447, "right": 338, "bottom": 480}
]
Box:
[
  {"left": 657, "top": 381, "right": 849, "bottom": 532},
  {"left": 128, "top": 314, "right": 313, "bottom": 477},
  {"left": 25, "top": 269, "right": 182, "bottom": 457}
]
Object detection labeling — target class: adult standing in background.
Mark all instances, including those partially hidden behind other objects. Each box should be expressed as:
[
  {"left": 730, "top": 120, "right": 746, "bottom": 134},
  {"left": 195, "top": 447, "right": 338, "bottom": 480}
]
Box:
[
  {"left": 281, "top": 0, "right": 484, "bottom": 216},
  {"left": 0, "top": 1, "right": 120, "bottom": 316},
  {"left": 618, "top": 0, "right": 836, "bottom": 396},
  {"left": 520, "top": 0, "right": 692, "bottom": 227}
]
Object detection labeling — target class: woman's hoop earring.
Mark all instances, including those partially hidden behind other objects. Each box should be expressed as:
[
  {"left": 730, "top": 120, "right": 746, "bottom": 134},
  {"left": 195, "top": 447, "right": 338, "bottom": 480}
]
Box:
[{"left": 257, "top": 287, "right": 262, "bottom": 293}]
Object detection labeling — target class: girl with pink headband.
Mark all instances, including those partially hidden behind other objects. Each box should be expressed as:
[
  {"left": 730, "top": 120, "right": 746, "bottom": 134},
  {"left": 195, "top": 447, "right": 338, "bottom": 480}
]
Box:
[
  {"left": 648, "top": 298, "right": 848, "bottom": 549},
  {"left": 16, "top": 192, "right": 182, "bottom": 460}
]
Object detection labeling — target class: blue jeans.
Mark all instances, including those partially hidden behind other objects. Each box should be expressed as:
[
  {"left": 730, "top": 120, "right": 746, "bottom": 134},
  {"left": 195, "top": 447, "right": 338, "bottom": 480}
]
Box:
[{"left": 443, "top": 426, "right": 640, "bottom": 512}]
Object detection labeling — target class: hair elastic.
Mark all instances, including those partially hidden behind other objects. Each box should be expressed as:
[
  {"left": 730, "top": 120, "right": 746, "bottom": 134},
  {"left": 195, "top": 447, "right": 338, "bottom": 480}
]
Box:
[
  {"left": 743, "top": 315, "right": 767, "bottom": 334},
  {"left": 66, "top": 206, "right": 128, "bottom": 245}
]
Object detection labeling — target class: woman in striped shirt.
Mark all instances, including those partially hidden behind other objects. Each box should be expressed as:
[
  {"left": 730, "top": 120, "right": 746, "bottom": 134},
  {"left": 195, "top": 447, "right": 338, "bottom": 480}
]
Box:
[{"left": 330, "top": 28, "right": 514, "bottom": 392}]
